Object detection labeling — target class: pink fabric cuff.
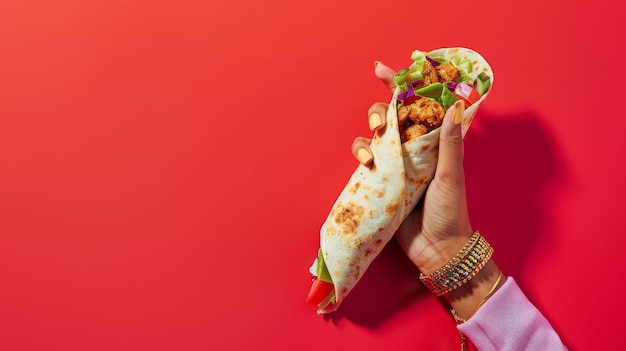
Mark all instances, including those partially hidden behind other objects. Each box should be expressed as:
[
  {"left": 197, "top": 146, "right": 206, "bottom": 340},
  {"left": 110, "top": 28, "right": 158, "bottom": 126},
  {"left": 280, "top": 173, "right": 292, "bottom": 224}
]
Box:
[{"left": 457, "top": 277, "right": 567, "bottom": 351}]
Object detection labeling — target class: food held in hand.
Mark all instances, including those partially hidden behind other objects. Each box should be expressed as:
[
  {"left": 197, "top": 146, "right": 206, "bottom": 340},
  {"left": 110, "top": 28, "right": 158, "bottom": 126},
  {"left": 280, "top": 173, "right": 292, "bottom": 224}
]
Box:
[{"left": 308, "top": 48, "right": 493, "bottom": 314}]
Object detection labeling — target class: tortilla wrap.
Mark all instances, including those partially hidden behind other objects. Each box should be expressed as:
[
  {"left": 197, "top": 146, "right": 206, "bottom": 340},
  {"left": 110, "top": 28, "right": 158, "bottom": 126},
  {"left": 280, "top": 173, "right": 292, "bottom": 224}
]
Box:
[{"left": 316, "top": 47, "right": 494, "bottom": 314}]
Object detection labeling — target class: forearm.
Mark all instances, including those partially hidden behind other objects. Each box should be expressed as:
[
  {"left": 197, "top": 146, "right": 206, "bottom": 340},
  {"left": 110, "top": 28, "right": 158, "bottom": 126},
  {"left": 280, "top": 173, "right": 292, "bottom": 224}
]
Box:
[
  {"left": 443, "top": 260, "right": 505, "bottom": 320},
  {"left": 415, "top": 234, "right": 566, "bottom": 350},
  {"left": 416, "top": 232, "right": 505, "bottom": 320}
]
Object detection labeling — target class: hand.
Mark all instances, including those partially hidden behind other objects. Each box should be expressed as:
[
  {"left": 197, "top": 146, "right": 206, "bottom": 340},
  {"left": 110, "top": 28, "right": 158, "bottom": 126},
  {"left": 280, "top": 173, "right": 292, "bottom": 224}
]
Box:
[
  {"left": 352, "top": 62, "right": 473, "bottom": 275},
  {"left": 353, "top": 61, "right": 504, "bottom": 318}
]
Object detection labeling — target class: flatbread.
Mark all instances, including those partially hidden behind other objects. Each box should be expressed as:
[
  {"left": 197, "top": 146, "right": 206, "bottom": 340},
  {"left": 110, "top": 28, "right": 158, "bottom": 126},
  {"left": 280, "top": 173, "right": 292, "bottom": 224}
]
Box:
[{"left": 316, "top": 47, "right": 494, "bottom": 313}]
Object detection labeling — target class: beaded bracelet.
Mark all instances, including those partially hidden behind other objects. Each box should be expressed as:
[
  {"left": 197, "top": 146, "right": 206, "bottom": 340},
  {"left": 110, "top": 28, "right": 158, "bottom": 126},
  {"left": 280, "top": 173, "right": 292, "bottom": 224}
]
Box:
[{"left": 419, "top": 231, "right": 494, "bottom": 296}]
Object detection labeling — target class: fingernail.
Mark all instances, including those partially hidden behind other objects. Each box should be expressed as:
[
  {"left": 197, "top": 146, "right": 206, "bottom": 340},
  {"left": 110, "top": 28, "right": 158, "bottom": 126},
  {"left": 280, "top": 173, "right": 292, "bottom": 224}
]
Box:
[
  {"left": 369, "top": 112, "right": 382, "bottom": 130},
  {"left": 374, "top": 61, "right": 380, "bottom": 68},
  {"left": 453, "top": 100, "right": 465, "bottom": 125},
  {"left": 357, "top": 148, "right": 373, "bottom": 165}
]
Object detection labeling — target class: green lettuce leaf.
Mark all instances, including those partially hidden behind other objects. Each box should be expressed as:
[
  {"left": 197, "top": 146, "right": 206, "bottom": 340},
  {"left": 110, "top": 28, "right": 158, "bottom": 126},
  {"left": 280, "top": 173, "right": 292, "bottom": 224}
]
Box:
[{"left": 316, "top": 249, "right": 333, "bottom": 284}]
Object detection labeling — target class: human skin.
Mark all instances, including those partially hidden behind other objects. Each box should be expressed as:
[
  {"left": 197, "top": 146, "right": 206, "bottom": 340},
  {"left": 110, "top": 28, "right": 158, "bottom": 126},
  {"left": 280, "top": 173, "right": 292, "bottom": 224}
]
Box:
[{"left": 351, "top": 61, "right": 505, "bottom": 319}]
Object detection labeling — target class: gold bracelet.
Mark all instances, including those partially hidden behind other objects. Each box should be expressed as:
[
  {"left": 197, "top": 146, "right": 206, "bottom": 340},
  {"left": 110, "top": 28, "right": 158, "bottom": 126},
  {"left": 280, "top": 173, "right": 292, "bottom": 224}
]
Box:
[
  {"left": 419, "top": 231, "right": 494, "bottom": 296},
  {"left": 474, "top": 270, "right": 504, "bottom": 311},
  {"left": 449, "top": 269, "right": 505, "bottom": 324}
]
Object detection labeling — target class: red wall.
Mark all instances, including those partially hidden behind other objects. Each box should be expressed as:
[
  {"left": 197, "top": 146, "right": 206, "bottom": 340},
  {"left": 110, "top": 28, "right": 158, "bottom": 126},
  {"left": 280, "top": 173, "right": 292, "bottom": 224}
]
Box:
[{"left": 1, "top": 0, "right": 623, "bottom": 350}]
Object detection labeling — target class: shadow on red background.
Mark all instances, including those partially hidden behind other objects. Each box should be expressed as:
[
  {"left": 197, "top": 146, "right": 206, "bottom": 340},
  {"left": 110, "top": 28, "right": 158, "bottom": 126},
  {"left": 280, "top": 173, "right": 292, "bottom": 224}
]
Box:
[
  {"left": 465, "top": 110, "right": 572, "bottom": 347},
  {"left": 463, "top": 110, "right": 569, "bottom": 280},
  {"left": 318, "top": 110, "right": 570, "bottom": 344}
]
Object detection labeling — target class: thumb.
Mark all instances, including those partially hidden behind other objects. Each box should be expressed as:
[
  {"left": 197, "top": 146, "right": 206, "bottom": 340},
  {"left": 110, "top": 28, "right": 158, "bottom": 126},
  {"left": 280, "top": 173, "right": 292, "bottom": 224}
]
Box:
[{"left": 435, "top": 100, "right": 465, "bottom": 183}]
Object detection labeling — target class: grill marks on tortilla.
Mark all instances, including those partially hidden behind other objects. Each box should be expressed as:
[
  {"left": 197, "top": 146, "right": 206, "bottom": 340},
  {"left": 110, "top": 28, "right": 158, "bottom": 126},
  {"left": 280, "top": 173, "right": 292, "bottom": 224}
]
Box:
[
  {"left": 421, "top": 143, "right": 431, "bottom": 153},
  {"left": 332, "top": 201, "right": 365, "bottom": 235},
  {"left": 365, "top": 237, "right": 385, "bottom": 257},
  {"left": 348, "top": 182, "right": 361, "bottom": 194},
  {"left": 385, "top": 199, "right": 402, "bottom": 219},
  {"left": 406, "top": 171, "right": 429, "bottom": 188},
  {"left": 405, "top": 173, "right": 429, "bottom": 208},
  {"left": 356, "top": 182, "right": 386, "bottom": 199}
]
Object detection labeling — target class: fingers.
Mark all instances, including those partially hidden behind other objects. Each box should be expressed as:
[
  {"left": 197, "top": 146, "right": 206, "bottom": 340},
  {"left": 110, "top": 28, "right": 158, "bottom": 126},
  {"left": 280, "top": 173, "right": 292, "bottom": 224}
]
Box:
[
  {"left": 349, "top": 62, "right": 396, "bottom": 167},
  {"left": 351, "top": 102, "right": 390, "bottom": 165},
  {"left": 435, "top": 100, "right": 465, "bottom": 184},
  {"left": 367, "top": 102, "right": 388, "bottom": 132},
  {"left": 374, "top": 61, "right": 397, "bottom": 93},
  {"left": 352, "top": 136, "right": 374, "bottom": 165}
]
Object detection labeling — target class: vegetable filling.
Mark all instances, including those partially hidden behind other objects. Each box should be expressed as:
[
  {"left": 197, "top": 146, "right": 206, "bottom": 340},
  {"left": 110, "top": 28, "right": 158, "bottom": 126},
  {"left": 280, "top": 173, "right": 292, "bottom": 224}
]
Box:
[{"left": 394, "top": 50, "right": 491, "bottom": 143}]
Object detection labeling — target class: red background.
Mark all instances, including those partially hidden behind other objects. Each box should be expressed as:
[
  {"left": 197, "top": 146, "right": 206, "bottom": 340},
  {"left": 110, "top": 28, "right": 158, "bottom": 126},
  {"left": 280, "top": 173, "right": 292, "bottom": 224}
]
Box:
[{"left": 1, "top": 0, "right": 623, "bottom": 350}]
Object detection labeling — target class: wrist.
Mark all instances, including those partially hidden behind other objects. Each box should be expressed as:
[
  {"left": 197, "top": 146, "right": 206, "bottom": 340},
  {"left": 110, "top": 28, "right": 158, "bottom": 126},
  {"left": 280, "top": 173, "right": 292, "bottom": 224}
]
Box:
[
  {"left": 445, "top": 260, "right": 505, "bottom": 320},
  {"left": 419, "top": 232, "right": 493, "bottom": 296},
  {"left": 413, "top": 229, "right": 474, "bottom": 275}
]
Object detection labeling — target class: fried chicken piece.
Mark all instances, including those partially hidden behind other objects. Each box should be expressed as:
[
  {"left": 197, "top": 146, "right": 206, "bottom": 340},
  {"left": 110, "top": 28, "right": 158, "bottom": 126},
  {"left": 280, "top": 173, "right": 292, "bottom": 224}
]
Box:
[
  {"left": 398, "top": 104, "right": 411, "bottom": 126},
  {"left": 422, "top": 60, "right": 439, "bottom": 85},
  {"left": 408, "top": 99, "right": 445, "bottom": 129},
  {"left": 401, "top": 123, "right": 428, "bottom": 143},
  {"left": 435, "top": 63, "right": 459, "bottom": 83},
  {"left": 396, "top": 61, "right": 454, "bottom": 143}
]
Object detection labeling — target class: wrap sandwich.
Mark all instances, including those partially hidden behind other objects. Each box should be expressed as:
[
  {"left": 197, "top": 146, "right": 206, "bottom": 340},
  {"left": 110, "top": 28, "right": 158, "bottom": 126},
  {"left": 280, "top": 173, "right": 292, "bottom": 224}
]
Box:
[{"left": 307, "top": 48, "right": 494, "bottom": 314}]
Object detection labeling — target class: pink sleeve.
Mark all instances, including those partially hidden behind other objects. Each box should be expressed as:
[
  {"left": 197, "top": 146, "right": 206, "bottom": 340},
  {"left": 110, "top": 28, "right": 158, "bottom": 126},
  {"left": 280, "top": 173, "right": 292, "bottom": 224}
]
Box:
[{"left": 457, "top": 277, "right": 567, "bottom": 351}]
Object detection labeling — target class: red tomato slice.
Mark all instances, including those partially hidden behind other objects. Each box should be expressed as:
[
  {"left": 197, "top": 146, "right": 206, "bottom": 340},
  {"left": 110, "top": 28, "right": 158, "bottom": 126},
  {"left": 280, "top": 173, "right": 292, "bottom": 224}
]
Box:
[
  {"left": 306, "top": 277, "right": 334, "bottom": 306},
  {"left": 453, "top": 82, "right": 480, "bottom": 107},
  {"left": 401, "top": 95, "right": 421, "bottom": 106}
]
